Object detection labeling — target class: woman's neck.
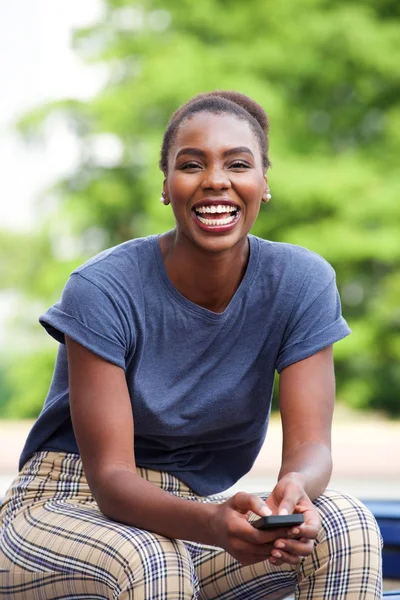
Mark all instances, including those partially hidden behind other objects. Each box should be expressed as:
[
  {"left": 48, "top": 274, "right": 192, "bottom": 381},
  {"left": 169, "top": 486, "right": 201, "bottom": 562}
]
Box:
[{"left": 159, "top": 231, "right": 250, "bottom": 313}]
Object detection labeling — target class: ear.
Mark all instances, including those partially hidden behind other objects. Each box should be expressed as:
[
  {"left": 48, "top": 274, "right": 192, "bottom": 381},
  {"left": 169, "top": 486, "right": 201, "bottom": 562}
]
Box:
[
  {"left": 261, "top": 175, "right": 271, "bottom": 204},
  {"left": 263, "top": 174, "right": 268, "bottom": 194},
  {"left": 162, "top": 179, "right": 170, "bottom": 205}
]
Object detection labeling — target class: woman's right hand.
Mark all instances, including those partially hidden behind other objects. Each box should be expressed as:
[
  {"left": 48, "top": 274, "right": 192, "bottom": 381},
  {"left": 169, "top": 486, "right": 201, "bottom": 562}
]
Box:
[{"left": 208, "top": 492, "right": 290, "bottom": 566}]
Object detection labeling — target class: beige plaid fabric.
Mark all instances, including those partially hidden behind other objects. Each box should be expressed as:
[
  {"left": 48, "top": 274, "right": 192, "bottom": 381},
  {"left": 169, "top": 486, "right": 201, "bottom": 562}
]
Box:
[{"left": 0, "top": 451, "right": 382, "bottom": 599}]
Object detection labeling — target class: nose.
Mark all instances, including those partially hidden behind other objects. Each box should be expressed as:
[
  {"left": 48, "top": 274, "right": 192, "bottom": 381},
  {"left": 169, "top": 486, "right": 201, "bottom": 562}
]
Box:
[{"left": 201, "top": 165, "right": 231, "bottom": 191}]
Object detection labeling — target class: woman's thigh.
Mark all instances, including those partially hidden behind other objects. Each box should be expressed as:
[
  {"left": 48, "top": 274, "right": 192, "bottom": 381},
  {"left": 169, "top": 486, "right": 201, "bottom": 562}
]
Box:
[
  {"left": 0, "top": 497, "right": 197, "bottom": 600},
  {"left": 0, "top": 452, "right": 201, "bottom": 599}
]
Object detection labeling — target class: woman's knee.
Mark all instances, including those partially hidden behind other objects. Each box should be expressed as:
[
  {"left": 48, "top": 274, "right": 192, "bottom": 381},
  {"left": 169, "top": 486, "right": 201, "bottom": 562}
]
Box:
[
  {"left": 315, "top": 490, "right": 381, "bottom": 544},
  {"left": 297, "top": 491, "right": 383, "bottom": 598},
  {"left": 117, "top": 532, "right": 198, "bottom": 598},
  {"left": 313, "top": 489, "right": 383, "bottom": 571}
]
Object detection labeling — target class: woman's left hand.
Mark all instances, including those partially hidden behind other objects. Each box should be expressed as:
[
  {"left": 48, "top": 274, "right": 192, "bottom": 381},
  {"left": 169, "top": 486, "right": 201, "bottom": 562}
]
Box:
[{"left": 264, "top": 474, "right": 321, "bottom": 566}]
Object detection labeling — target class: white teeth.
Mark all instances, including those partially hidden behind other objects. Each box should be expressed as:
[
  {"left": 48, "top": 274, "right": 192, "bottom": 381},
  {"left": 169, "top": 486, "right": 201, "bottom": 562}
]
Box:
[
  {"left": 197, "top": 215, "right": 236, "bottom": 226},
  {"left": 194, "top": 204, "right": 239, "bottom": 227},
  {"left": 196, "top": 205, "right": 237, "bottom": 214}
]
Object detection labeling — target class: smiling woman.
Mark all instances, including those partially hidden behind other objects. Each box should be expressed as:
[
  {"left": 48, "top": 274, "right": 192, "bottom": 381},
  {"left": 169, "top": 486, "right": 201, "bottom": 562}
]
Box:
[
  {"left": 0, "top": 91, "right": 383, "bottom": 599},
  {"left": 164, "top": 113, "right": 266, "bottom": 254}
]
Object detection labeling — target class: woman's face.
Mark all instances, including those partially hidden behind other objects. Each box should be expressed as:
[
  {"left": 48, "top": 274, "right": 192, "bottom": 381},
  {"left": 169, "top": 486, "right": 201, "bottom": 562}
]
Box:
[{"left": 164, "top": 112, "right": 268, "bottom": 255}]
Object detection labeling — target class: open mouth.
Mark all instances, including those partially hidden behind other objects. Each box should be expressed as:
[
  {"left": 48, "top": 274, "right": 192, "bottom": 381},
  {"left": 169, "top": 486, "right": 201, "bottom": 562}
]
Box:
[{"left": 192, "top": 203, "right": 241, "bottom": 230}]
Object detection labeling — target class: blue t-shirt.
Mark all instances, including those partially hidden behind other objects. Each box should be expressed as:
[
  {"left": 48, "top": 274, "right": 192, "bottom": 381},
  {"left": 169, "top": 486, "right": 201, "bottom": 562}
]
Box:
[{"left": 19, "top": 234, "right": 350, "bottom": 495}]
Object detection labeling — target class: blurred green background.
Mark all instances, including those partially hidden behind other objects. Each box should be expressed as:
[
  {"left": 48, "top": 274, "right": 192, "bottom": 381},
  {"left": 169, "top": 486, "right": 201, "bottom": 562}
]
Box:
[{"left": 1, "top": 0, "right": 399, "bottom": 419}]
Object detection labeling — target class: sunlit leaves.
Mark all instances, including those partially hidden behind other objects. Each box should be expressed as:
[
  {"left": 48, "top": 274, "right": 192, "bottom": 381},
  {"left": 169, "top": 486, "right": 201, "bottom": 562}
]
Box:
[{"left": 1, "top": 0, "right": 399, "bottom": 415}]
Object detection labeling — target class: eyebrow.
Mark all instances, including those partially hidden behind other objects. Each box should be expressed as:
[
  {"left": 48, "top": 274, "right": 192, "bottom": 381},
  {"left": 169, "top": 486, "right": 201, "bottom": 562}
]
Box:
[{"left": 175, "top": 146, "right": 255, "bottom": 160}]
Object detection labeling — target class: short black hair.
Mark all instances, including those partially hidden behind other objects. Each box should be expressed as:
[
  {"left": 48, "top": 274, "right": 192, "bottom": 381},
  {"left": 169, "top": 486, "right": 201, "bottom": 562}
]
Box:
[{"left": 160, "top": 90, "right": 270, "bottom": 173}]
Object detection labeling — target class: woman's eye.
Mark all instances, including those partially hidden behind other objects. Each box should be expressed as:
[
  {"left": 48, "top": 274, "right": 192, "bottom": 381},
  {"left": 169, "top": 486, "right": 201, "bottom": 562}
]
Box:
[
  {"left": 180, "top": 162, "right": 202, "bottom": 170},
  {"left": 230, "top": 161, "right": 250, "bottom": 169}
]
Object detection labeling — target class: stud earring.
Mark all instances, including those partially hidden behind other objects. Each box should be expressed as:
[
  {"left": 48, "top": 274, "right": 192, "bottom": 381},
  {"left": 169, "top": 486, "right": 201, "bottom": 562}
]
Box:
[
  {"left": 160, "top": 192, "right": 169, "bottom": 205},
  {"left": 262, "top": 190, "right": 271, "bottom": 203}
]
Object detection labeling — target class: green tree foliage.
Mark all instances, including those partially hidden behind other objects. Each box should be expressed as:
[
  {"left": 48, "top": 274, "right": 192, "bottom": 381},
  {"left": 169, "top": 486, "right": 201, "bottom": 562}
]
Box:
[
  {"left": 1, "top": 0, "right": 399, "bottom": 415},
  {"left": 2, "top": 349, "right": 56, "bottom": 419},
  {"left": 0, "top": 364, "right": 12, "bottom": 416}
]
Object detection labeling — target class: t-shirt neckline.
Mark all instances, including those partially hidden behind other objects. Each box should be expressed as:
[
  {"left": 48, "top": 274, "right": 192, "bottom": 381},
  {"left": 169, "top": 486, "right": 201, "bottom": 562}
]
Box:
[{"left": 150, "top": 234, "right": 260, "bottom": 321}]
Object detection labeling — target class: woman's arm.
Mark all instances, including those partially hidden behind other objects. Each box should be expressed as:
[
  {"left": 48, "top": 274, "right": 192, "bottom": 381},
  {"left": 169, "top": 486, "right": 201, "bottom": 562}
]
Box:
[
  {"left": 278, "top": 344, "right": 335, "bottom": 501},
  {"left": 66, "top": 336, "right": 216, "bottom": 542},
  {"left": 66, "top": 337, "right": 282, "bottom": 565},
  {"left": 264, "top": 345, "right": 336, "bottom": 565}
]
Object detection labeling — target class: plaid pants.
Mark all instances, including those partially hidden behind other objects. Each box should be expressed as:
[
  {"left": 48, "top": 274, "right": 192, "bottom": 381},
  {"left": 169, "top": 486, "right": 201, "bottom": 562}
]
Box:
[{"left": 0, "top": 451, "right": 382, "bottom": 599}]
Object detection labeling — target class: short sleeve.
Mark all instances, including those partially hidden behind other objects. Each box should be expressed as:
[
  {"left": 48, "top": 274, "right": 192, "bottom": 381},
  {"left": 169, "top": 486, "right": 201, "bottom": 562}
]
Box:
[
  {"left": 39, "top": 273, "right": 129, "bottom": 369},
  {"left": 276, "top": 259, "right": 350, "bottom": 373}
]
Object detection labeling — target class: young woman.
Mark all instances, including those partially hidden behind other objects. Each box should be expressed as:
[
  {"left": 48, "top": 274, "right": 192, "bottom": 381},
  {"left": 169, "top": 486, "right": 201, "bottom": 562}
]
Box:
[{"left": 0, "top": 91, "right": 382, "bottom": 599}]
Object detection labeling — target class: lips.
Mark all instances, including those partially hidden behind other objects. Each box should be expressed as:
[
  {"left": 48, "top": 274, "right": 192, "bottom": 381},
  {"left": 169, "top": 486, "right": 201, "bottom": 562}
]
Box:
[{"left": 192, "top": 200, "right": 241, "bottom": 232}]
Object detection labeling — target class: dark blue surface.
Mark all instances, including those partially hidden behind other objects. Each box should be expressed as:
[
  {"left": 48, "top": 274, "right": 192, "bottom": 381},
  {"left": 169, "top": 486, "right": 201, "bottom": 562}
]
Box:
[
  {"left": 364, "top": 501, "right": 400, "bottom": 520},
  {"left": 363, "top": 500, "right": 400, "bottom": 580}
]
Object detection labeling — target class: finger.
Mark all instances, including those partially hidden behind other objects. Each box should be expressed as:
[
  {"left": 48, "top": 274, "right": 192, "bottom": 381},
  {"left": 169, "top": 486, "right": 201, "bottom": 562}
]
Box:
[
  {"left": 285, "top": 508, "right": 320, "bottom": 540},
  {"left": 229, "top": 516, "right": 285, "bottom": 545},
  {"left": 232, "top": 539, "right": 274, "bottom": 559},
  {"left": 291, "top": 505, "right": 321, "bottom": 532},
  {"left": 270, "top": 548, "right": 303, "bottom": 566},
  {"left": 274, "top": 537, "right": 315, "bottom": 557},
  {"left": 231, "top": 492, "right": 272, "bottom": 517},
  {"left": 268, "top": 555, "right": 288, "bottom": 567},
  {"left": 249, "top": 526, "right": 291, "bottom": 545},
  {"left": 288, "top": 525, "right": 319, "bottom": 540},
  {"left": 288, "top": 516, "right": 320, "bottom": 539},
  {"left": 277, "top": 481, "right": 302, "bottom": 516}
]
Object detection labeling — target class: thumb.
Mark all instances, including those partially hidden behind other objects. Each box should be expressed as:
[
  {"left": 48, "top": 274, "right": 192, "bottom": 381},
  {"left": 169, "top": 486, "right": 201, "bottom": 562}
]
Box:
[
  {"left": 277, "top": 484, "right": 299, "bottom": 516},
  {"left": 231, "top": 492, "right": 272, "bottom": 516}
]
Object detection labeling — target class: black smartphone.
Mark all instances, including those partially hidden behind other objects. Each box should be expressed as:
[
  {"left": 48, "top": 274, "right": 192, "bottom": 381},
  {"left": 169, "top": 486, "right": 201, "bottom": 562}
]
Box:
[{"left": 252, "top": 514, "right": 304, "bottom": 530}]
